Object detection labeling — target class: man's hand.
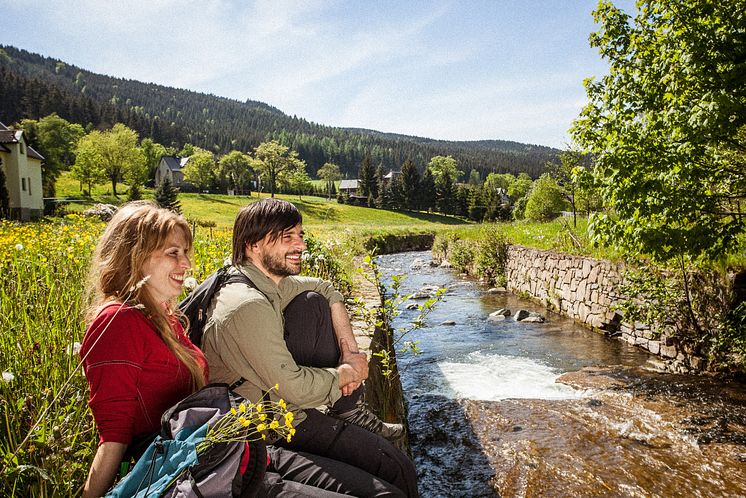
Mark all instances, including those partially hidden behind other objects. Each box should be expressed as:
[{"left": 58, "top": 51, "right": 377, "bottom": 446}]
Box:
[{"left": 336, "top": 339, "right": 368, "bottom": 394}]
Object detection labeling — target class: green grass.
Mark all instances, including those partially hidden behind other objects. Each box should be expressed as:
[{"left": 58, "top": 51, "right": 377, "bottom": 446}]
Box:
[
  {"left": 54, "top": 172, "right": 471, "bottom": 234},
  {"left": 54, "top": 173, "right": 744, "bottom": 268}
]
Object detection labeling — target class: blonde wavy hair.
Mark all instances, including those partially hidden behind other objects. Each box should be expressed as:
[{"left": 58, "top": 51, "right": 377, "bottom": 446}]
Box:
[{"left": 86, "top": 201, "right": 205, "bottom": 390}]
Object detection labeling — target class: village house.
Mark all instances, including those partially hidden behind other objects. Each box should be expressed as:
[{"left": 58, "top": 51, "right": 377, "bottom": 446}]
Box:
[
  {"left": 0, "top": 122, "right": 44, "bottom": 220},
  {"left": 338, "top": 179, "right": 359, "bottom": 196},
  {"left": 155, "top": 155, "right": 191, "bottom": 188}
]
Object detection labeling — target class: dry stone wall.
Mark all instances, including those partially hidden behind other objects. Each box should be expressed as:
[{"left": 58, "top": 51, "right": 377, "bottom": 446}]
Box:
[{"left": 505, "top": 245, "right": 689, "bottom": 370}]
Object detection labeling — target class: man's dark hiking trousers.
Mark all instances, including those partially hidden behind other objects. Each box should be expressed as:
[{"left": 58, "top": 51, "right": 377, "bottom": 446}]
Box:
[{"left": 279, "top": 291, "right": 419, "bottom": 498}]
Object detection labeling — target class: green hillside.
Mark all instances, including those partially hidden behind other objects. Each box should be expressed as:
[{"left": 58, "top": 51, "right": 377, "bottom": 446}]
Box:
[{"left": 0, "top": 45, "right": 558, "bottom": 179}]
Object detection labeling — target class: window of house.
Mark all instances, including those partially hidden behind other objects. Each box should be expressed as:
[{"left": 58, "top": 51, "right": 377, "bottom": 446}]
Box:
[
  {"left": 22, "top": 178, "right": 26, "bottom": 191},
  {"left": 28, "top": 177, "right": 32, "bottom": 196}
]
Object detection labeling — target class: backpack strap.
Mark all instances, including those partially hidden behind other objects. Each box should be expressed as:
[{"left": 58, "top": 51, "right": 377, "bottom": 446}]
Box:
[{"left": 222, "top": 268, "right": 264, "bottom": 392}]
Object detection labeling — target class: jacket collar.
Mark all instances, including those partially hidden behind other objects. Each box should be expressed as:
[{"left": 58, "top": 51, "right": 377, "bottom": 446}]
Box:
[{"left": 236, "top": 260, "right": 280, "bottom": 299}]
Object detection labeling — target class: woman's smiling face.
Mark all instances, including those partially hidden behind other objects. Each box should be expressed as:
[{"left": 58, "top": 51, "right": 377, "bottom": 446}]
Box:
[{"left": 141, "top": 229, "right": 191, "bottom": 304}]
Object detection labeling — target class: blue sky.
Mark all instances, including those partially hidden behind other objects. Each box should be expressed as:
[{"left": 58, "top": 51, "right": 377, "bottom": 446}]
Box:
[{"left": 0, "top": 0, "right": 635, "bottom": 148}]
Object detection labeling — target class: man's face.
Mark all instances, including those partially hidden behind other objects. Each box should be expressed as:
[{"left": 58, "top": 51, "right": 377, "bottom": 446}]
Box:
[{"left": 251, "top": 224, "right": 306, "bottom": 280}]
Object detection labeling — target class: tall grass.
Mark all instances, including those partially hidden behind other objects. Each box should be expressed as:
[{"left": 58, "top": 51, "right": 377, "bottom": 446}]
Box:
[{"left": 0, "top": 215, "right": 100, "bottom": 496}]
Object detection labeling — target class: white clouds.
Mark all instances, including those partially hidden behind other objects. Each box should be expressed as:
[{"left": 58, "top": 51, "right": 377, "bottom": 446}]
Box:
[{"left": 0, "top": 0, "right": 605, "bottom": 147}]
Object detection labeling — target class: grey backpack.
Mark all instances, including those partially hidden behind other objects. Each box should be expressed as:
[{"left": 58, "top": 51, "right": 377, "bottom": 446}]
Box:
[{"left": 106, "top": 384, "right": 266, "bottom": 498}]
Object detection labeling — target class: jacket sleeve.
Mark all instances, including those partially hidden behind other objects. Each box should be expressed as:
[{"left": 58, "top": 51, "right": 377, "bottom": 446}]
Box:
[
  {"left": 218, "top": 296, "right": 342, "bottom": 408},
  {"left": 81, "top": 307, "right": 145, "bottom": 445},
  {"left": 279, "top": 276, "right": 344, "bottom": 309}
]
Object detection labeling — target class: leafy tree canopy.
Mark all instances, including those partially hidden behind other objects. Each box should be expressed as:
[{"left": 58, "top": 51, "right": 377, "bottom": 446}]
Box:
[
  {"left": 182, "top": 148, "right": 216, "bottom": 190},
  {"left": 218, "top": 150, "right": 253, "bottom": 194},
  {"left": 427, "top": 155, "right": 463, "bottom": 185},
  {"left": 524, "top": 173, "right": 567, "bottom": 222},
  {"left": 16, "top": 113, "right": 84, "bottom": 196},
  {"left": 571, "top": 0, "right": 746, "bottom": 263},
  {"left": 253, "top": 140, "right": 305, "bottom": 197}
]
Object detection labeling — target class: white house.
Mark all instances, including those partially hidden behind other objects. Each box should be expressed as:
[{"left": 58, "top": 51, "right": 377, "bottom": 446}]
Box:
[
  {"left": 155, "top": 155, "right": 190, "bottom": 187},
  {"left": 0, "top": 122, "right": 44, "bottom": 220}
]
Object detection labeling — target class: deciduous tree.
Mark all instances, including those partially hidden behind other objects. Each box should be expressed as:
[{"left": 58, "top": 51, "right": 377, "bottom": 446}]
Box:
[
  {"left": 427, "top": 155, "right": 463, "bottom": 185},
  {"left": 571, "top": 0, "right": 746, "bottom": 262},
  {"left": 71, "top": 134, "right": 106, "bottom": 195},
  {"left": 317, "top": 162, "right": 342, "bottom": 199},
  {"left": 218, "top": 150, "right": 253, "bottom": 195},
  {"left": 524, "top": 173, "right": 567, "bottom": 221},
  {"left": 17, "top": 113, "right": 84, "bottom": 197},
  {"left": 182, "top": 148, "right": 216, "bottom": 191},
  {"left": 253, "top": 140, "right": 305, "bottom": 197}
]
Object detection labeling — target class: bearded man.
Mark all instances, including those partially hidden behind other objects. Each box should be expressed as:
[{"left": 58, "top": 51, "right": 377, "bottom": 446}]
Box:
[{"left": 203, "top": 198, "right": 418, "bottom": 497}]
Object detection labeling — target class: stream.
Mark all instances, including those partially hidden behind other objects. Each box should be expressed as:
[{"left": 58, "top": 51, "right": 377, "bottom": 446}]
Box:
[{"left": 376, "top": 251, "right": 746, "bottom": 498}]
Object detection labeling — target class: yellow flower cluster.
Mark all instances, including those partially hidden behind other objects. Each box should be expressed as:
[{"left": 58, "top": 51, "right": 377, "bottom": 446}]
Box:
[{"left": 201, "top": 390, "right": 296, "bottom": 453}]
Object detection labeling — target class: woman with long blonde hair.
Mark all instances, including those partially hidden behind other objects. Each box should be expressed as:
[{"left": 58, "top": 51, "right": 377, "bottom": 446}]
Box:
[{"left": 80, "top": 201, "right": 206, "bottom": 497}]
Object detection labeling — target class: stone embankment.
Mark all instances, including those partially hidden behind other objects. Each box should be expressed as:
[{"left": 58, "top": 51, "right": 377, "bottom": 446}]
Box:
[{"left": 506, "top": 245, "right": 698, "bottom": 372}]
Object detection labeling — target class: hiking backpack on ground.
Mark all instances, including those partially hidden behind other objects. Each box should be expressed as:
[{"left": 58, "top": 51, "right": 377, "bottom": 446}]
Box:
[{"left": 105, "top": 383, "right": 266, "bottom": 498}]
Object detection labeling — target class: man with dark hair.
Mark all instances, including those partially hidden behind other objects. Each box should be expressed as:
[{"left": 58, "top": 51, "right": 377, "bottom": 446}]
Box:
[{"left": 203, "top": 198, "right": 418, "bottom": 497}]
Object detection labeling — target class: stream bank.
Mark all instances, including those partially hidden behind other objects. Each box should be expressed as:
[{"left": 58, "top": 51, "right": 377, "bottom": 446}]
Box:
[{"left": 377, "top": 250, "right": 746, "bottom": 497}]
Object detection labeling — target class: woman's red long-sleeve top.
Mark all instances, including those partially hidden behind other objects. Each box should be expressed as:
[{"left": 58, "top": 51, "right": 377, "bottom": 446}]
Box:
[{"left": 80, "top": 303, "right": 208, "bottom": 445}]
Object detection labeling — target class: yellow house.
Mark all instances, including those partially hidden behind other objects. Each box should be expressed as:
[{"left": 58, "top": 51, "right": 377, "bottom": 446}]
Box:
[{"left": 0, "top": 122, "right": 44, "bottom": 220}]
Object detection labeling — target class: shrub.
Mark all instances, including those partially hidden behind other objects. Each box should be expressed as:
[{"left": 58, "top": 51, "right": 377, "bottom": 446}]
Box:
[
  {"left": 448, "top": 239, "right": 476, "bottom": 273},
  {"left": 475, "top": 225, "right": 509, "bottom": 286}
]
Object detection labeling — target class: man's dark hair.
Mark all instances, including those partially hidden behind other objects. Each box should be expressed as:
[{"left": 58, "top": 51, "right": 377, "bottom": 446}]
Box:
[{"left": 232, "top": 198, "right": 302, "bottom": 265}]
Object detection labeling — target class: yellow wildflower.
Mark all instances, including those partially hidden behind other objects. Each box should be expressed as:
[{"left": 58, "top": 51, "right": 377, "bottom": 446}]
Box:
[
  {"left": 269, "top": 420, "right": 279, "bottom": 430},
  {"left": 256, "top": 423, "right": 266, "bottom": 432},
  {"left": 230, "top": 407, "right": 237, "bottom": 415},
  {"left": 278, "top": 399, "right": 287, "bottom": 409},
  {"left": 239, "top": 403, "right": 246, "bottom": 413}
]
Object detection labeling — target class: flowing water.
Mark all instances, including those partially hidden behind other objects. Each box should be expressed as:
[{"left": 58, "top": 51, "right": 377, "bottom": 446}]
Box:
[{"left": 376, "top": 251, "right": 746, "bottom": 498}]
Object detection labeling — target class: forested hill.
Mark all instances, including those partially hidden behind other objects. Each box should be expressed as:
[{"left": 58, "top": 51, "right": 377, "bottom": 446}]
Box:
[{"left": 0, "top": 45, "right": 558, "bottom": 178}]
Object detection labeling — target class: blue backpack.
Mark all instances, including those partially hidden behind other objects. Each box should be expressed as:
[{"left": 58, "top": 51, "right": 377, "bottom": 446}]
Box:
[{"left": 106, "top": 384, "right": 266, "bottom": 498}]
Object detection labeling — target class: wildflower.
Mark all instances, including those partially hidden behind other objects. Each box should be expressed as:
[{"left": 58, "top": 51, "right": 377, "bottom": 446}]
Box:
[
  {"left": 2, "top": 371, "right": 14, "bottom": 383},
  {"left": 274, "top": 383, "right": 279, "bottom": 390},
  {"left": 301, "top": 252, "right": 311, "bottom": 261},
  {"left": 239, "top": 403, "right": 246, "bottom": 413},
  {"left": 269, "top": 420, "right": 280, "bottom": 430},
  {"left": 317, "top": 254, "right": 325, "bottom": 262},
  {"left": 256, "top": 404, "right": 262, "bottom": 413},
  {"left": 230, "top": 407, "right": 237, "bottom": 415},
  {"left": 259, "top": 414, "right": 267, "bottom": 422},
  {"left": 256, "top": 423, "right": 266, "bottom": 432},
  {"left": 278, "top": 399, "right": 287, "bottom": 409},
  {"left": 183, "top": 277, "right": 197, "bottom": 290},
  {"left": 15, "top": 243, "right": 23, "bottom": 251},
  {"left": 66, "top": 342, "right": 82, "bottom": 355}
]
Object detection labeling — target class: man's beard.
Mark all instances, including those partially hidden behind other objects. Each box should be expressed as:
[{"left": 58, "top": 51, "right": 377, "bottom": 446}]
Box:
[{"left": 262, "top": 251, "right": 301, "bottom": 278}]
